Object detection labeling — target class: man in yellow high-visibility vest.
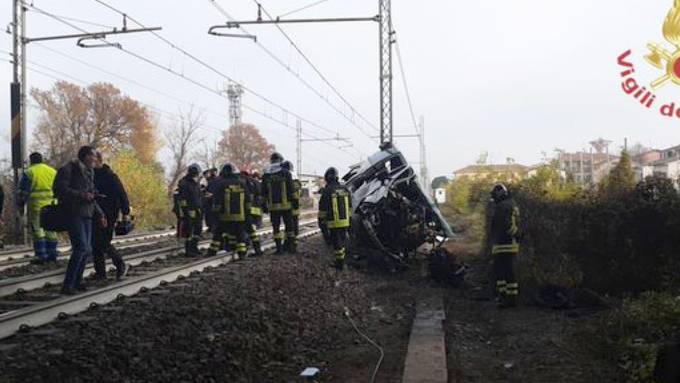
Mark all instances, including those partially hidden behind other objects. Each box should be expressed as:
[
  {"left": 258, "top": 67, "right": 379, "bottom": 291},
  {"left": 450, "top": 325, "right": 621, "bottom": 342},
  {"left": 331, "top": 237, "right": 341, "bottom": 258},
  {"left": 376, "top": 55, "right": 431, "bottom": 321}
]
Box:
[{"left": 19, "top": 152, "right": 59, "bottom": 263}]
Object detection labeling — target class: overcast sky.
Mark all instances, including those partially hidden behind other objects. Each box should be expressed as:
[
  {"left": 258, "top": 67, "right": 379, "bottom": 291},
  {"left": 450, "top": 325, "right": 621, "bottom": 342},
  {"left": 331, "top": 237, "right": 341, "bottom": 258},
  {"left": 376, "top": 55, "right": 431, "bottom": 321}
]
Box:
[{"left": 1, "top": 0, "right": 679, "bottom": 178}]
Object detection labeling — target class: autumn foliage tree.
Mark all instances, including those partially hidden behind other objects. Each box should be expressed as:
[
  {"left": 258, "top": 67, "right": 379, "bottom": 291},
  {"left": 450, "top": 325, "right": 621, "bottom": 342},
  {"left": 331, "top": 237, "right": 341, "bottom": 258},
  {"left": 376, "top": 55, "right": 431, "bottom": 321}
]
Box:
[
  {"left": 218, "top": 123, "right": 274, "bottom": 171},
  {"left": 109, "top": 151, "right": 172, "bottom": 229},
  {"left": 31, "top": 81, "right": 159, "bottom": 166}
]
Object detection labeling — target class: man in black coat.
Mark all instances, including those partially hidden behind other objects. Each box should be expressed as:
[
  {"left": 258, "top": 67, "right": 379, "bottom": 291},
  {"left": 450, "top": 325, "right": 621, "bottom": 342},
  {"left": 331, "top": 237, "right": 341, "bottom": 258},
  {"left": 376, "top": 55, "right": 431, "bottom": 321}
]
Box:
[
  {"left": 53, "top": 146, "right": 106, "bottom": 295},
  {"left": 93, "top": 152, "right": 131, "bottom": 281}
]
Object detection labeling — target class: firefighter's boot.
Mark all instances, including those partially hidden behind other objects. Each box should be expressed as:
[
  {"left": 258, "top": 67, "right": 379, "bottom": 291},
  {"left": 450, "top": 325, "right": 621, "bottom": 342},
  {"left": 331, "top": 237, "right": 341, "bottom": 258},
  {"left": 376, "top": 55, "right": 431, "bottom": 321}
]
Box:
[
  {"left": 253, "top": 240, "right": 263, "bottom": 256},
  {"left": 275, "top": 239, "right": 284, "bottom": 254}
]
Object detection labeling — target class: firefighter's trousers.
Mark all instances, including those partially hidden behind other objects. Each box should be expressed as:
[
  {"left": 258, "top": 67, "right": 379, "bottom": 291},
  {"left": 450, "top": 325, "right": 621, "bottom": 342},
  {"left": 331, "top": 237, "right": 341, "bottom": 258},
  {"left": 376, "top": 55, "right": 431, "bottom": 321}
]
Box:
[
  {"left": 209, "top": 221, "right": 247, "bottom": 257},
  {"left": 180, "top": 214, "right": 202, "bottom": 256},
  {"left": 330, "top": 228, "right": 348, "bottom": 266},
  {"left": 493, "top": 252, "right": 518, "bottom": 299},
  {"left": 271, "top": 210, "right": 296, "bottom": 252}
]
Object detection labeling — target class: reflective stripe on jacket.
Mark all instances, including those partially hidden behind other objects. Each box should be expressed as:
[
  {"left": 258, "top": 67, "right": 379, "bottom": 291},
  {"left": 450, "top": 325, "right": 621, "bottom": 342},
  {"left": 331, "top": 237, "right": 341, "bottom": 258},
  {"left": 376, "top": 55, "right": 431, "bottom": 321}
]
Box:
[
  {"left": 490, "top": 197, "right": 520, "bottom": 255},
  {"left": 25, "top": 163, "right": 57, "bottom": 211},
  {"left": 212, "top": 175, "right": 251, "bottom": 222},
  {"left": 320, "top": 182, "right": 351, "bottom": 229}
]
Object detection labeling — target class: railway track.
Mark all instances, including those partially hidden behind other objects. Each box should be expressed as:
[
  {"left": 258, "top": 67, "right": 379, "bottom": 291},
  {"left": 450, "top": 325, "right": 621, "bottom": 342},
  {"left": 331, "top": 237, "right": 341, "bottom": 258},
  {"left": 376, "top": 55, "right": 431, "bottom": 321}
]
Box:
[
  {"left": 0, "top": 211, "right": 316, "bottom": 271},
  {"left": 0, "top": 229, "right": 175, "bottom": 264},
  {"left": 0, "top": 221, "right": 320, "bottom": 340}
]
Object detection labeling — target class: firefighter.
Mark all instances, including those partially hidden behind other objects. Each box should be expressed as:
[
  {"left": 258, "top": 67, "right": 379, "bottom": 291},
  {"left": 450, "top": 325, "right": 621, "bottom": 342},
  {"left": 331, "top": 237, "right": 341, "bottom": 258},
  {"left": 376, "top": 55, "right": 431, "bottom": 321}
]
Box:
[
  {"left": 317, "top": 186, "right": 332, "bottom": 246},
  {"left": 18, "top": 152, "right": 59, "bottom": 263},
  {"left": 319, "top": 167, "right": 351, "bottom": 271},
  {"left": 177, "top": 164, "right": 203, "bottom": 257},
  {"left": 202, "top": 168, "right": 218, "bottom": 233},
  {"left": 208, "top": 163, "right": 250, "bottom": 258},
  {"left": 490, "top": 183, "right": 521, "bottom": 308},
  {"left": 281, "top": 161, "right": 302, "bottom": 238},
  {"left": 241, "top": 167, "right": 263, "bottom": 256},
  {"left": 262, "top": 152, "right": 296, "bottom": 254}
]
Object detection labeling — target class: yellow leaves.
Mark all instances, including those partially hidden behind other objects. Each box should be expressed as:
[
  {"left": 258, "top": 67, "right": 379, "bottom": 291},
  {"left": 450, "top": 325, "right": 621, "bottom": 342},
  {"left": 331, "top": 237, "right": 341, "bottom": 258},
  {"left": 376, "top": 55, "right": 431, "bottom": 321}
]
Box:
[
  {"left": 109, "top": 151, "right": 172, "bottom": 229},
  {"left": 31, "top": 81, "right": 160, "bottom": 167}
]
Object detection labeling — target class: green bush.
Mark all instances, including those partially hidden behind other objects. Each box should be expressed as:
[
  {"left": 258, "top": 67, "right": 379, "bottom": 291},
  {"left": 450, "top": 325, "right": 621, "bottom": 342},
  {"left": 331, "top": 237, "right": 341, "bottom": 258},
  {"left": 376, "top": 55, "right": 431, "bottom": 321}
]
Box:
[
  {"left": 594, "top": 292, "right": 680, "bottom": 382},
  {"left": 513, "top": 174, "right": 680, "bottom": 294}
]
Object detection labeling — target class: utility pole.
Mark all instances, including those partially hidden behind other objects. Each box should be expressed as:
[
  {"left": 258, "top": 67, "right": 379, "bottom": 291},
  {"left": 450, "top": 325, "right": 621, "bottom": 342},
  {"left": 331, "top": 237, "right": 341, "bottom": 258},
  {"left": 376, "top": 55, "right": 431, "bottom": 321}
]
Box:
[
  {"left": 8, "top": 4, "right": 161, "bottom": 244},
  {"left": 296, "top": 120, "right": 302, "bottom": 176},
  {"left": 10, "top": 0, "right": 25, "bottom": 243},
  {"left": 217, "top": 2, "right": 392, "bottom": 145},
  {"left": 300, "top": 132, "right": 352, "bottom": 175},
  {"left": 419, "top": 116, "right": 430, "bottom": 195},
  {"left": 379, "top": 0, "right": 394, "bottom": 145},
  {"left": 227, "top": 83, "right": 244, "bottom": 128}
]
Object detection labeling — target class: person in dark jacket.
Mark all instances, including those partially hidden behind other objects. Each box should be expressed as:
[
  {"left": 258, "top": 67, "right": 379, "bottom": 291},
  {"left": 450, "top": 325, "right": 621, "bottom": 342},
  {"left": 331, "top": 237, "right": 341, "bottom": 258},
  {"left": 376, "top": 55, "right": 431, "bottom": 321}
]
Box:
[
  {"left": 53, "top": 146, "right": 106, "bottom": 295},
  {"left": 489, "top": 183, "right": 521, "bottom": 308},
  {"left": 93, "top": 152, "right": 131, "bottom": 281},
  {"left": 319, "top": 167, "right": 351, "bottom": 271},
  {"left": 177, "top": 164, "right": 203, "bottom": 257},
  {"left": 240, "top": 167, "right": 263, "bottom": 256},
  {"left": 207, "top": 163, "right": 251, "bottom": 258},
  {"left": 261, "top": 152, "right": 296, "bottom": 254},
  {"left": 202, "top": 168, "right": 218, "bottom": 233}
]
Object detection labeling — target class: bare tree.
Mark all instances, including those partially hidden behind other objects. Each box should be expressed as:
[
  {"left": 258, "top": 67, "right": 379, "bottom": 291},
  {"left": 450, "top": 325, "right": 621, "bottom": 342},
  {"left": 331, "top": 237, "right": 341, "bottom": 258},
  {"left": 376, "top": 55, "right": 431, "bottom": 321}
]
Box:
[
  {"left": 195, "top": 139, "right": 224, "bottom": 172},
  {"left": 165, "top": 107, "right": 204, "bottom": 191}
]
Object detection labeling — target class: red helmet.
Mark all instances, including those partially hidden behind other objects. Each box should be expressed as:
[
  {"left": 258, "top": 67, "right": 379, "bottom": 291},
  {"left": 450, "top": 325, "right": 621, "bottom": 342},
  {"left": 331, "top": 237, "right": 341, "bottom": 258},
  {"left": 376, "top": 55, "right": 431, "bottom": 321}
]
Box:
[{"left": 241, "top": 167, "right": 252, "bottom": 177}]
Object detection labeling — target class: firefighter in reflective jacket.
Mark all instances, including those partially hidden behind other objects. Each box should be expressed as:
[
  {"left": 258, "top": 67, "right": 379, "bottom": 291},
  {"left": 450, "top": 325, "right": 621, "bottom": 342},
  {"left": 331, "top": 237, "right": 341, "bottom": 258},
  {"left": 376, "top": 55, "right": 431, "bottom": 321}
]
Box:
[
  {"left": 240, "top": 167, "right": 263, "bottom": 256},
  {"left": 177, "top": 164, "right": 203, "bottom": 257},
  {"left": 319, "top": 167, "right": 351, "bottom": 271},
  {"left": 18, "top": 152, "right": 58, "bottom": 263},
  {"left": 262, "top": 152, "right": 296, "bottom": 254},
  {"left": 317, "top": 186, "right": 332, "bottom": 245},
  {"left": 490, "top": 183, "right": 521, "bottom": 307},
  {"left": 281, "top": 161, "right": 302, "bottom": 237},
  {"left": 208, "top": 163, "right": 251, "bottom": 258}
]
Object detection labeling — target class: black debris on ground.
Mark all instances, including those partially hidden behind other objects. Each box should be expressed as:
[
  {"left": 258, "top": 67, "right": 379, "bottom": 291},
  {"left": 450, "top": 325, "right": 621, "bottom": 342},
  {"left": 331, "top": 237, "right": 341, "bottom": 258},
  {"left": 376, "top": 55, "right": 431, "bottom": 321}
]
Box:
[
  {"left": 445, "top": 258, "right": 626, "bottom": 383},
  {"left": 0, "top": 237, "right": 422, "bottom": 383}
]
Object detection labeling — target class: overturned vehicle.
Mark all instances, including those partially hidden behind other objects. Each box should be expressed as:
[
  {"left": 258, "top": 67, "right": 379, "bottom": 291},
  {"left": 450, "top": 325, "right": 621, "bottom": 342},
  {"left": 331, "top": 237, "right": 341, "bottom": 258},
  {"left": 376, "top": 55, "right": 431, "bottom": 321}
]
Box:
[{"left": 342, "top": 144, "right": 454, "bottom": 264}]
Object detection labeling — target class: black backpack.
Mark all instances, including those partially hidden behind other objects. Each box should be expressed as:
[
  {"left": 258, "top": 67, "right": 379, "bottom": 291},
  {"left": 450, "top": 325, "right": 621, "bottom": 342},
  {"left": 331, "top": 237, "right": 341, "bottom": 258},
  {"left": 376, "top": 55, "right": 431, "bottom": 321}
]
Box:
[{"left": 40, "top": 202, "right": 68, "bottom": 232}]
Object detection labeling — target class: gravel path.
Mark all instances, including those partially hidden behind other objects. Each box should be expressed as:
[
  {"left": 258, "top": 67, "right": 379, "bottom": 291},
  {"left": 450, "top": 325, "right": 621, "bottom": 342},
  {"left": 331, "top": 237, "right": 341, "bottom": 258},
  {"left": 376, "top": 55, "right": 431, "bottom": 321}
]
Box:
[{"left": 0, "top": 237, "right": 422, "bottom": 383}]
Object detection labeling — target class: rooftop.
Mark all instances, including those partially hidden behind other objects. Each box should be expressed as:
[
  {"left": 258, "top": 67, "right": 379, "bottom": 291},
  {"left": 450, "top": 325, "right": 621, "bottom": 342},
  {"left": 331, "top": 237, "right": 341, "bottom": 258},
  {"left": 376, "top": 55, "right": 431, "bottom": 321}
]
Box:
[{"left": 454, "top": 164, "right": 529, "bottom": 175}]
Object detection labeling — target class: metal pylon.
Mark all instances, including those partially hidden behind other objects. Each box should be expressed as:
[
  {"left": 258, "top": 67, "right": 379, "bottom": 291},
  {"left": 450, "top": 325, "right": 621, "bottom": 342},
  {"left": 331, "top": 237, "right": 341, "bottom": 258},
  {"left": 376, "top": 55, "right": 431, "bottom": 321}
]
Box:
[{"left": 379, "top": 0, "right": 394, "bottom": 145}]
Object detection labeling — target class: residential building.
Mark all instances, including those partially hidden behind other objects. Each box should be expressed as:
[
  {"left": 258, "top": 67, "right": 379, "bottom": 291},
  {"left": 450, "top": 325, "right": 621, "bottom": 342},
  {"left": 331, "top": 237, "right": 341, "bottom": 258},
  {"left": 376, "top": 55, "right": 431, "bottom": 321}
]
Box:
[
  {"left": 558, "top": 152, "right": 619, "bottom": 185},
  {"left": 453, "top": 164, "right": 529, "bottom": 181}
]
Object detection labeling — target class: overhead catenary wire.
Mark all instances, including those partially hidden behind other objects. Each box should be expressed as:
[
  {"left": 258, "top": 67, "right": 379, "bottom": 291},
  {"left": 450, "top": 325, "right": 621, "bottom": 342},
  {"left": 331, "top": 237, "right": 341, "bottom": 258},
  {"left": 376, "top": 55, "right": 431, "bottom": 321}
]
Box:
[
  {"left": 278, "top": 0, "right": 333, "bottom": 18},
  {"left": 209, "top": 0, "right": 379, "bottom": 142},
  {"left": 23, "top": 2, "right": 354, "bottom": 163},
  {"left": 20, "top": 59, "right": 335, "bottom": 167},
  {"left": 394, "top": 40, "right": 420, "bottom": 139},
  {"left": 252, "top": 0, "right": 378, "bottom": 133},
  {"left": 89, "top": 0, "right": 356, "bottom": 147}
]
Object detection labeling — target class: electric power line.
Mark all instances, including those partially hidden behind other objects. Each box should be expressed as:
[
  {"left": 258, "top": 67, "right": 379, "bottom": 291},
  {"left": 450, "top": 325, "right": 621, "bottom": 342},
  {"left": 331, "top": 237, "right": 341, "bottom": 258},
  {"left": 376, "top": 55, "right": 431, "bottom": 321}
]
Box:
[
  {"left": 209, "top": 0, "right": 378, "bottom": 142},
  {"left": 254, "top": 0, "right": 378, "bottom": 133},
  {"left": 279, "top": 0, "right": 333, "bottom": 18},
  {"left": 24, "top": 2, "right": 353, "bottom": 161},
  {"left": 89, "top": 0, "right": 354, "bottom": 145},
  {"left": 20, "top": 58, "right": 335, "bottom": 167},
  {"left": 394, "top": 40, "right": 419, "bottom": 138}
]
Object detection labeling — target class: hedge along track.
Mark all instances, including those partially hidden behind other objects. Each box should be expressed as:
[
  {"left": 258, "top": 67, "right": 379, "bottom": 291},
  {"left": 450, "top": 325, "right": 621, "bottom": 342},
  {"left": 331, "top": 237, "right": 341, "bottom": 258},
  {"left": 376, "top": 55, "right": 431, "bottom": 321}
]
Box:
[
  {"left": 0, "top": 221, "right": 321, "bottom": 340},
  {"left": 0, "top": 211, "right": 316, "bottom": 271}
]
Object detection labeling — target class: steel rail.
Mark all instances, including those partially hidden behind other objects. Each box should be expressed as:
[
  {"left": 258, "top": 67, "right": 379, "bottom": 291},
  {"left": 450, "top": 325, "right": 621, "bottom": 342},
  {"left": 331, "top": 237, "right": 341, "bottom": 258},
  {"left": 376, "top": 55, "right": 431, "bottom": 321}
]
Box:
[
  {"left": 0, "top": 218, "right": 317, "bottom": 298},
  {"left": 0, "top": 227, "right": 321, "bottom": 339},
  {"left": 0, "top": 211, "right": 316, "bottom": 266}
]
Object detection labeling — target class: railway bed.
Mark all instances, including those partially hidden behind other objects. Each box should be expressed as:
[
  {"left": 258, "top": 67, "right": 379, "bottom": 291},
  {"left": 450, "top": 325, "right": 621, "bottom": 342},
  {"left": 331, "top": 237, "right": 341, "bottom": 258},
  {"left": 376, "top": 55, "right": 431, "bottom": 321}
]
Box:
[{"left": 0, "top": 221, "right": 319, "bottom": 340}]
